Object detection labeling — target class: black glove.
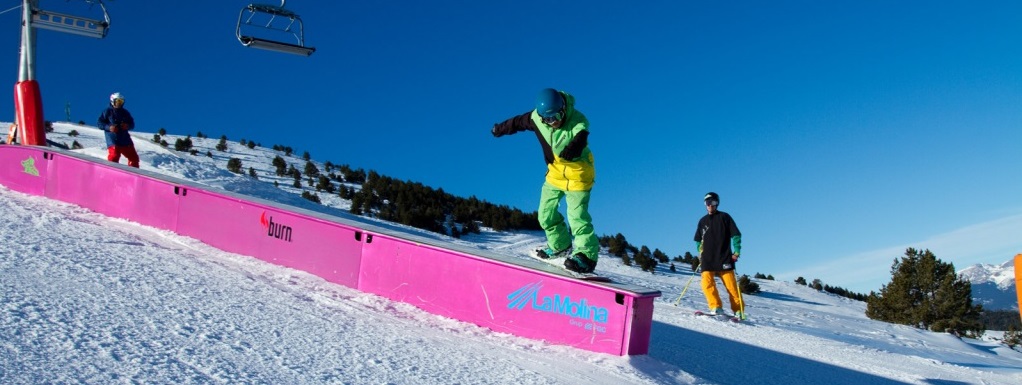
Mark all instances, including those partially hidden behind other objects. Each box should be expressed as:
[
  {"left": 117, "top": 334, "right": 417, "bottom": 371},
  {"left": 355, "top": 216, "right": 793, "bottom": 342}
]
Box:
[
  {"left": 558, "top": 148, "right": 576, "bottom": 160},
  {"left": 557, "top": 131, "right": 588, "bottom": 160},
  {"left": 491, "top": 124, "right": 503, "bottom": 137}
]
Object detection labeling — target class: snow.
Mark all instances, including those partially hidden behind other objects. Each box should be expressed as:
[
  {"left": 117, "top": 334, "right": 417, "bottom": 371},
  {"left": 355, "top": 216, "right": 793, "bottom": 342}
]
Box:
[
  {"left": 960, "top": 260, "right": 1017, "bottom": 291},
  {"left": 1, "top": 123, "right": 1020, "bottom": 384}
]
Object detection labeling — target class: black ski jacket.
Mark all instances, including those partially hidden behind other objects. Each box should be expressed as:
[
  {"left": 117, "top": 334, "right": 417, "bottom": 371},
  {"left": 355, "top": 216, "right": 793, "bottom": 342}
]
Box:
[{"left": 694, "top": 211, "right": 741, "bottom": 271}]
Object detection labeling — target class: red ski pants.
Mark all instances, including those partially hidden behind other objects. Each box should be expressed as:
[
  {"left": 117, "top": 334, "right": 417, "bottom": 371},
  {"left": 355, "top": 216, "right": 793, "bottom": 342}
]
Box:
[{"left": 107, "top": 145, "right": 140, "bottom": 168}]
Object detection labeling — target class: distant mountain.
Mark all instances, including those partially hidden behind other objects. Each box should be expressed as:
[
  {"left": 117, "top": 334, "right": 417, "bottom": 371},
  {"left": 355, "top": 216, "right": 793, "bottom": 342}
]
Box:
[{"left": 959, "top": 258, "right": 1017, "bottom": 311}]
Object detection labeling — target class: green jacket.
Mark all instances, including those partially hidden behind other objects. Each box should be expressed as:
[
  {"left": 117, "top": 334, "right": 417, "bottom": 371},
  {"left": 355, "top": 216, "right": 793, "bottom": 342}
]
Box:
[{"left": 492, "top": 91, "right": 595, "bottom": 191}]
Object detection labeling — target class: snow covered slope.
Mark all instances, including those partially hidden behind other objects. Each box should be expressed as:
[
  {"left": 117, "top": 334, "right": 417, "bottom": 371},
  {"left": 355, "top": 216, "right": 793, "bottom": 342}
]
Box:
[{"left": 1, "top": 123, "right": 1020, "bottom": 384}]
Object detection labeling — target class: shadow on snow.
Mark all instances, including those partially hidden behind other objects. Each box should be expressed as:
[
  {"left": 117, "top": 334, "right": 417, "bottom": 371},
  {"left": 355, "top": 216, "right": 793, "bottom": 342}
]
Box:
[{"left": 645, "top": 321, "right": 911, "bottom": 385}]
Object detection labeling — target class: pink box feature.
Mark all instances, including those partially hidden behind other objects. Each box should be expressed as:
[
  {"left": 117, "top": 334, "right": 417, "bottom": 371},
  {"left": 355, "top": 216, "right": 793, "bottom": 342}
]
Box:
[{"left": 0, "top": 146, "right": 661, "bottom": 355}]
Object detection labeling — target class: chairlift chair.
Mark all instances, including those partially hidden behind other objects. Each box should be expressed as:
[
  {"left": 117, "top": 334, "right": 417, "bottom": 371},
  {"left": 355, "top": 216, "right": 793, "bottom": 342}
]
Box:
[
  {"left": 31, "top": 0, "right": 110, "bottom": 39},
  {"left": 236, "top": 1, "right": 315, "bottom": 56}
]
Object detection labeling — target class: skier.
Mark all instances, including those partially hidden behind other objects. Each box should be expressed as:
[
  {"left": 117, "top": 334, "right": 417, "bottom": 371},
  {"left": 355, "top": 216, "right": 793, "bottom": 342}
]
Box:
[
  {"left": 5, "top": 122, "right": 16, "bottom": 144},
  {"left": 491, "top": 88, "right": 599, "bottom": 274},
  {"left": 694, "top": 192, "right": 745, "bottom": 320},
  {"left": 97, "top": 92, "right": 139, "bottom": 168}
]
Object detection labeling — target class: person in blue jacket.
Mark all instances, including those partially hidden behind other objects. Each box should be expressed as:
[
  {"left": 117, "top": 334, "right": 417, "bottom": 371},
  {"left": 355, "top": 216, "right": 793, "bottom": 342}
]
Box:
[{"left": 97, "top": 92, "right": 139, "bottom": 168}]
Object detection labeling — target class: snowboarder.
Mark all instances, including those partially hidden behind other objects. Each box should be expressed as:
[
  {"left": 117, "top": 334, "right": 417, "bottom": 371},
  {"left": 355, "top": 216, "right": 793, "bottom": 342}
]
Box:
[
  {"left": 97, "top": 92, "right": 139, "bottom": 168},
  {"left": 694, "top": 192, "right": 745, "bottom": 320},
  {"left": 491, "top": 88, "right": 599, "bottom": 274}
]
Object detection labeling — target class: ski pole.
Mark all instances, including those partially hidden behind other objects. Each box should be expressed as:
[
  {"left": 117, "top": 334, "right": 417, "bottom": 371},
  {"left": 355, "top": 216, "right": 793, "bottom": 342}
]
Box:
[
  {"left": 673, "top": 269, "right": 699, "bottom": 306},
  {"left": 734, "top": 268, "right": 746, "bottom": 318}
]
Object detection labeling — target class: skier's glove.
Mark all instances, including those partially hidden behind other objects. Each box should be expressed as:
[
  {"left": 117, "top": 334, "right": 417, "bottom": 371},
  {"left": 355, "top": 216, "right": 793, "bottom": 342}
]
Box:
[
  {"left": 109, "top": 125, "right": 119, "bottom": 133},
  {"left": 558, "top": 130, "right": 588, "bottom": 160},
  {"left": 558, "top": 147, "right": 579, "bottom": 160},
  {"left": 119, "top": 123, "right": 130, "bottom": 131},
  {"left": 491, "top": 124, "right": 503, "bottom": 137}
]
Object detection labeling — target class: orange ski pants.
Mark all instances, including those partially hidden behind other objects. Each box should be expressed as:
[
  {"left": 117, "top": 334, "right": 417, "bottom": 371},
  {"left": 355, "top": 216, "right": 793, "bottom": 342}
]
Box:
[{"left": 701, "top": 270, "right": 743, "bottom": 312}]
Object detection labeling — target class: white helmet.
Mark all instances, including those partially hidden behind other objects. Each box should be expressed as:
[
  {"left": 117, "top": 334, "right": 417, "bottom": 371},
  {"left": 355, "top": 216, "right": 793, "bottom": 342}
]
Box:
[{"left": 110, "top": 92, "right": 125, "bottom": 104}]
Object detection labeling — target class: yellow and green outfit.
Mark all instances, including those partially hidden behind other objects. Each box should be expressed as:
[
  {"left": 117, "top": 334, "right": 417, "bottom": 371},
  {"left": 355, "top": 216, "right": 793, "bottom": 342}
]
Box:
[{"left": 491, "top": 91, "right": 599, "bottom": 262}]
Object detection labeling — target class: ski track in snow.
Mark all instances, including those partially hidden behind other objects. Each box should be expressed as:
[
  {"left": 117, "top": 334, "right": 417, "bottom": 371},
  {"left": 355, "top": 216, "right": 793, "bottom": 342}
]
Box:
[{"left": 1, "top": 123, "right": 1020, "bottom": 384}]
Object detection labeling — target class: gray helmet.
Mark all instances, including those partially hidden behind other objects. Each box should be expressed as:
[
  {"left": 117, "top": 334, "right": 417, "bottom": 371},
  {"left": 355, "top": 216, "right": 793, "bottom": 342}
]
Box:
[{"left": 110, "top": 92, "right": 125, "bottom": 106}]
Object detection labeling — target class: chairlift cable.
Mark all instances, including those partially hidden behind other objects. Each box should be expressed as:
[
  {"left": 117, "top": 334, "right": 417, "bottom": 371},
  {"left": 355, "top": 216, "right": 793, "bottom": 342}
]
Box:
[{"left": 0, "top": 4, "right": 22, "bottom": 16}]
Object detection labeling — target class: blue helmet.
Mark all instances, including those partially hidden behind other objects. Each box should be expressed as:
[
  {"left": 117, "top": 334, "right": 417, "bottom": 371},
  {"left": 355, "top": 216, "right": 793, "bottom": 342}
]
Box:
[{"left": 535, "top": 88, "right": 564, "bottom": 119}]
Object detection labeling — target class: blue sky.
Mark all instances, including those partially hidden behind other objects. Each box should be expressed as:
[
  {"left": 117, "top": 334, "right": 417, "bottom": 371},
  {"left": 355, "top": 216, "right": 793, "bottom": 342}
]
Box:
[{"left": 2, "top": 1, "right": 1020, "bottom": 293}]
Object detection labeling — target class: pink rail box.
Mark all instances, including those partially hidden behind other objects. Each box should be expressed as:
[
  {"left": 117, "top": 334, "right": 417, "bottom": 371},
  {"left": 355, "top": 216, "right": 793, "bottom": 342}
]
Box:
[{"left": 0, "top": 145, "right": 661, "bottom": 355}]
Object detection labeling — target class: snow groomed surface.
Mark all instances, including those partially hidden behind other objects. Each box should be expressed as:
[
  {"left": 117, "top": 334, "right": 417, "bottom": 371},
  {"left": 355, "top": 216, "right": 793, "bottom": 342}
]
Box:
[{"left": 0, "top": 145, "right": 660, "bottom": 355}]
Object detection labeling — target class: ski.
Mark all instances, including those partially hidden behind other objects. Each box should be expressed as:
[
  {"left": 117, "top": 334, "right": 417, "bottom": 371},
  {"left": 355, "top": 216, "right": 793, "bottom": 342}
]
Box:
[{"left": 694, "top": 310, "right": 742, "bottom": 323}]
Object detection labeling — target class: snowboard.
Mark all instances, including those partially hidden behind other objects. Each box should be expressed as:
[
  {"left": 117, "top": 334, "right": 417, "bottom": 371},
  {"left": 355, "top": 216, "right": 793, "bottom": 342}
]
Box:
[{"left": 530, "top": 250, "right": 611, "bottom": 282}]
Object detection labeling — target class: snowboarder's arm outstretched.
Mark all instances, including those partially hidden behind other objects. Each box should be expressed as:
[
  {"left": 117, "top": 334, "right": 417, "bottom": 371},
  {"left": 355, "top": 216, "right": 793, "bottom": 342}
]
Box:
[{"left": 491, "top": 111, "right": 537, "bottom": 137}]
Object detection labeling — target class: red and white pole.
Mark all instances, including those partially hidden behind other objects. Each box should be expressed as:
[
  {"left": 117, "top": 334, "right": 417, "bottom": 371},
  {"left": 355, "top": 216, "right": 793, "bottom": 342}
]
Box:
[{"left": 15, "top": 0, "right": 46, "bottom": 146}]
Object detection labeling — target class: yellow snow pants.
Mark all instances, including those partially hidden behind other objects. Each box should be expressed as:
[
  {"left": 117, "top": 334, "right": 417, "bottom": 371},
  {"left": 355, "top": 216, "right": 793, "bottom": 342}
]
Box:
[{"left": 701, "top": 270, "right": 743, "bottom": 312}]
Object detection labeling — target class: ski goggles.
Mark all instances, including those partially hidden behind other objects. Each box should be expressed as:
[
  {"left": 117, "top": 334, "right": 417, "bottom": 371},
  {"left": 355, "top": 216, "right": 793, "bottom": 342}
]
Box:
[
  {"left": 704, "top": 200, "right": 719, "bottom": 207},
  {"left": 540, "top": 109, "right": 564, "bottom": 125}
]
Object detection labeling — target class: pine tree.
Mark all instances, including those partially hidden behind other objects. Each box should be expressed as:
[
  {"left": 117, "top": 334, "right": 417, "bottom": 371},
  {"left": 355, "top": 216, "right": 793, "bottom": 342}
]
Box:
[
  {"left": 811, "top": 279, "right": 823, "bottom": 291},
  {"left": 653, "top": 248, "right": 669, "bottom": 263},
  {"left": 301, "top": 191, "right": 321, "bottom": 204},
  {"left": 349, "top": 192, "right": 364, "bottom": 215},
  {"left": 1003, "top": 326, "right": 1021, "bottom": 349},
  {"left": 865, "top": 248, "right": 983, "bottom": 336},
  {"left": 291, "top": 168, "right": 302, "bottom": 186},
  {"left": 607, "top": 233, "right": 627, "bottom": 258},
  {"left": 738, "top": 274, "right": 760, "bottom": 294},
  {"left": 304, "top": 160, "right": 319, "bottom": 177},
  {"left": 316, "top": 175, "right": 335, "bottom": 193},
  {"left": 226, "top": 158, "right": 242, "bottom": 173},
  {"left": 463, "top": 219, "right": 480, "bottom": 234},
  {"left": 174, "top": 136, "right": 193, "bottom": 152},
  {"left": 272, "top": 156, "right": 287, "bottom": 176}
]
